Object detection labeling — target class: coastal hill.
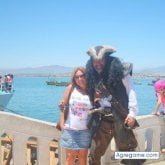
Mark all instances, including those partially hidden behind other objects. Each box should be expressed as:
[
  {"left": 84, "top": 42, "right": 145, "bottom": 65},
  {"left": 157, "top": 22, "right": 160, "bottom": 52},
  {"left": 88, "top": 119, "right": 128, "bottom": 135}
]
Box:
[
  {"left": 0, "top": 65, "right": 74, "bottom": 77},
  {"left": 134, "top": 65, "right": 165, "bottom": 78},
  {"left": 135, "top": 65, "right": 165, "bottom": 74},
  {"left": 0, "top": 65, "right": 165, "bottom": 78}
]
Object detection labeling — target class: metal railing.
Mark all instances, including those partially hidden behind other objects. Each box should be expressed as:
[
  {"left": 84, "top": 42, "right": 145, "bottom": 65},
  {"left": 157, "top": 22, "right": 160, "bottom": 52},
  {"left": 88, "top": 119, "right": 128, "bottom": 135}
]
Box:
[{"left": 0, "top": 82, "right": 13, "bottom": 93}]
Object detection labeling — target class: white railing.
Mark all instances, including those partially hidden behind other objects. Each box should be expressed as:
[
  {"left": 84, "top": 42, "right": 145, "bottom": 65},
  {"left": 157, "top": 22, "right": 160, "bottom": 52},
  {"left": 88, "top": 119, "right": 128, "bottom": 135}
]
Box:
[
  {"left": 0, "top": 111, "right": 60, "bottom": 165},
  {"left": 0, "top": 111, "right": 165, "bottom": 165},
  {"left": 101, "top": 115, "right": 165, "bottom": 164}
]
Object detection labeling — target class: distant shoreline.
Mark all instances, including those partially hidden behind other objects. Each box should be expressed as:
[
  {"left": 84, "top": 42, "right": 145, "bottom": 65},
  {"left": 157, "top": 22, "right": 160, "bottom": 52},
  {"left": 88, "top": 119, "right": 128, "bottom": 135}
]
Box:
[
  {"left": 1, "top": 65, "right": 165, "bottom": 79},
  {"left": 133, "top": 73, "right": 165, "bottom": 79},
  {"left": 12, "top": 72, "right": 165, "bottom": 79}
]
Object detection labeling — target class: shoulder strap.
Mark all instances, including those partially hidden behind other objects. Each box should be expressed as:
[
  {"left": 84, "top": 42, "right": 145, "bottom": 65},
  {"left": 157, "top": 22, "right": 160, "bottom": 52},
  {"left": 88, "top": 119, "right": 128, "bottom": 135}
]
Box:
[{"left": 63, "top": 83, "right": 73, "bottom": 105}]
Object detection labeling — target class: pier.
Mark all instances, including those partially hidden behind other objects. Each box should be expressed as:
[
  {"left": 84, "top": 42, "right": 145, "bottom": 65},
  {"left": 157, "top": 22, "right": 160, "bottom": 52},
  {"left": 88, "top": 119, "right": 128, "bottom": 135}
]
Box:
[{"left": 0, "top": 111, "right": 165, "bottom": 164}]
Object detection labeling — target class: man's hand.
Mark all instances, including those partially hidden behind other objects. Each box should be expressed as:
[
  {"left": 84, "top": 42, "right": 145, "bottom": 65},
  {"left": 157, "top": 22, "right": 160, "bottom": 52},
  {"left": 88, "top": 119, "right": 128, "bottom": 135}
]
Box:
[
  {"left": 58, "top": 100, "right": 66, "bottom": 111},
  {"left": 125, "top": 115, "right": 135, "bottom": 128}
]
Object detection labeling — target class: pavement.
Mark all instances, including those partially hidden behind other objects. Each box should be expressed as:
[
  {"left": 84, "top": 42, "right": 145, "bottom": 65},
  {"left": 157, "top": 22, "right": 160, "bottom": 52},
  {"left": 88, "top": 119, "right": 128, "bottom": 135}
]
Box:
[{"left": 147, "top": 161, "right": 165, "bottom": 165}]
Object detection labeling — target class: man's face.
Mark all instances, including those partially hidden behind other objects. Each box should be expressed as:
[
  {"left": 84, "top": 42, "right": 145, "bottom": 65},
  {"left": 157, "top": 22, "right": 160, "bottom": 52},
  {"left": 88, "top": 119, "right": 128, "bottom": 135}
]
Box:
[{"left": 92, "top": 58, "right": 106, "bottom": 74}]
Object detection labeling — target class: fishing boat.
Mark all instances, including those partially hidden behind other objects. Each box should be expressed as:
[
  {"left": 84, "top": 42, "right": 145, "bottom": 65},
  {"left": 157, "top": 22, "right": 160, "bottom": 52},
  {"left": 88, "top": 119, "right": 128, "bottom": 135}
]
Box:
[
  {"left": 147, "top": 78, "right": 159, "bottom": 86},
  {"left": 46, "top": 76, "right": 69, "bottom": 86},
  {"left": 0, "top": 74, "right": 14, "bottom": 111},
  {"left": 134, "top": 81, "right": 142, "bottom": 85},
  {"left": 46, "top": 81, "right": 69, "bottom": 86}
]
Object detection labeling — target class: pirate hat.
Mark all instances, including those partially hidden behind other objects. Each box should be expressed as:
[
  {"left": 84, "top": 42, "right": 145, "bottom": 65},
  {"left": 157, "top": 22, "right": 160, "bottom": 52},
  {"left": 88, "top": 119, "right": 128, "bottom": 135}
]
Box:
[{"left": 87, "top": 45, "right": 116, "bottom": 60}]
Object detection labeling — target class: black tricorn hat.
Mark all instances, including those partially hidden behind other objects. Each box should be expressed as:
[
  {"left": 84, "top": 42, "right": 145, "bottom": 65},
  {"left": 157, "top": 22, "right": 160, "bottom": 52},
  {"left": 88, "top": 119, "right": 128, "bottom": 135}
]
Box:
[{"left": 87, "top": 45, "right": 116, "bottom": 60}]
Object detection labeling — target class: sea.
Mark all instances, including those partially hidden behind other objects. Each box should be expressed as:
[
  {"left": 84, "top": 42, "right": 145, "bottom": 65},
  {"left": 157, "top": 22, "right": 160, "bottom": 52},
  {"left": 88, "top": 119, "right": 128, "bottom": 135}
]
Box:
[{"left": 6, "top": 77, "right": 159, "bottom": 123}]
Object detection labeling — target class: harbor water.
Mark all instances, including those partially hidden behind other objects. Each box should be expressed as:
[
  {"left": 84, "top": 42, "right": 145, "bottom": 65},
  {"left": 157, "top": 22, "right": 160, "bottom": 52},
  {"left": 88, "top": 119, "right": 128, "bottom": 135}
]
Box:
[{"left": 6, "top": 77, "right": 158, "bottom": 123}]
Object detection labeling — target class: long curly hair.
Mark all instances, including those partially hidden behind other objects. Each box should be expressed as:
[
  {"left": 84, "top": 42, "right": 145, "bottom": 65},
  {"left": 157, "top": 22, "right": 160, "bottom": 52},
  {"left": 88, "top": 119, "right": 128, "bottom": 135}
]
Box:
[
  {"left": 70, "top": 66, "right": 86, "bottom": 89},
  {"left": 86, "top": 55, "right": 124, "bottom": 103}
]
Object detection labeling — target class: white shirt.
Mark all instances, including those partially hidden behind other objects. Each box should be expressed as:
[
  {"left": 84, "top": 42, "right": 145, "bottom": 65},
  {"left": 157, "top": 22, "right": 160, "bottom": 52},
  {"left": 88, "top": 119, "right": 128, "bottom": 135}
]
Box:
[
  {"left": 64, "top": 88, "right": 92, "bottom": 130},
  {"left": 122, "top": 74, "right": 138, "bottom": 117}
]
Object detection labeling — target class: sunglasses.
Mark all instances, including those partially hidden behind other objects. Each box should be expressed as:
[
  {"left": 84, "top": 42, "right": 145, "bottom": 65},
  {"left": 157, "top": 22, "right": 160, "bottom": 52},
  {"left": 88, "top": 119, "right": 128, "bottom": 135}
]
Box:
[{"left": 74, "top": 74, "right": 85, "bottom": 80}]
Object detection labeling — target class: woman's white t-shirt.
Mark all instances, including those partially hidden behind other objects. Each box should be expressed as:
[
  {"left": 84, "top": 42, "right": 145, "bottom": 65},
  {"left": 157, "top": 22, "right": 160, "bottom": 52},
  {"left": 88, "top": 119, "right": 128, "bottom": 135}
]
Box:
[{"left": 64, "top": 88, "right": 92, "bottom": 130}]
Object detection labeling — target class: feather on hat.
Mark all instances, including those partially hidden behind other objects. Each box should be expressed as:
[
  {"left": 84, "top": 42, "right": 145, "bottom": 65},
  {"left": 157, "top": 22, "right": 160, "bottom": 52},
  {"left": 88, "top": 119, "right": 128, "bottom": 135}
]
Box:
[{"left": 87, "top": 45, "right": 116, "bottom": 60}]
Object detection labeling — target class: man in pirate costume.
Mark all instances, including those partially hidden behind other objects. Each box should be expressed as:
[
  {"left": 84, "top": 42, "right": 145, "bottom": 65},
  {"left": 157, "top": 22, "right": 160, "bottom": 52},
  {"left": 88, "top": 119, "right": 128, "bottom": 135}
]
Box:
[{"left": 85, "top": 45, "right": 144, "bottom": 165}]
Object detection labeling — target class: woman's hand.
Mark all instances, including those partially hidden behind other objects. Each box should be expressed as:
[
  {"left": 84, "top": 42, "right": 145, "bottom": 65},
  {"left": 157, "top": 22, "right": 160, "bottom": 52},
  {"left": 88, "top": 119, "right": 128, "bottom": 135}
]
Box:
[
  {"left": 152, "top": 112, "right": 160, "bottom": 116},
  {"left": 60, "top": 123, "right": 65, "bottom": 130}
]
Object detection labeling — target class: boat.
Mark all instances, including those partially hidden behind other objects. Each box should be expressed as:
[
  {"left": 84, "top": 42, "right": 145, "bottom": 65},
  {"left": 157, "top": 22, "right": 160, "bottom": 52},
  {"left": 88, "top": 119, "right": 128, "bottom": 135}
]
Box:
[
  {"left": 46, "top": 76, "right": 69, "bottom": 86},
  {"left": 0, "top": 74, "right": 14, "bottom": 111},
  {"left": 148, "top": 78, "right": 160, "bottom": 86},
  {"left": 46, "top": 81, "right": 69, "bottom": 86},
  {"left": 148, "top": 82, "right": 154, "bottom": 86},
  {"left": 134, "top": 81, "right": 142, "bottom": 85}
]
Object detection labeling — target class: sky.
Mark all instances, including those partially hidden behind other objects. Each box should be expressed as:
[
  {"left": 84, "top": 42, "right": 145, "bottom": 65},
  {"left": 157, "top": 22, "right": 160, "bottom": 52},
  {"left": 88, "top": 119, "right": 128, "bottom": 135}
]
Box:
[{"left": 0, "top": 0, "right": 165, "bottom": 70}]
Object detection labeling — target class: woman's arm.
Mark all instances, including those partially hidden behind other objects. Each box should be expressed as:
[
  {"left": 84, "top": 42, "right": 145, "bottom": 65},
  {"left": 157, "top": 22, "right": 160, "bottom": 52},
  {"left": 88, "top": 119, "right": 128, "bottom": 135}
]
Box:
[
  {"left": 152, "top": 95, "right": 161, "bottom": 115},
  {"left": 59, "top": 83, "right": 73, "bottom": 129}
]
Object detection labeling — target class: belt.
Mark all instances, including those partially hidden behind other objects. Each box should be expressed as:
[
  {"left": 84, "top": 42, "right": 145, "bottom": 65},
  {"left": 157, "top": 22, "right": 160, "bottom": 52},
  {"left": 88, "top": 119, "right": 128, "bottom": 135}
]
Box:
[{"left": 102, "top": 115, "right": 114, "bottom": 123}]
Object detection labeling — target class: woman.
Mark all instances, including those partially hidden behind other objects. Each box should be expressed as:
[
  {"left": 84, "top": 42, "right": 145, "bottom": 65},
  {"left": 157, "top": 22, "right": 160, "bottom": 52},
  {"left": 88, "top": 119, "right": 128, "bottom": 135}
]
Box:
[
  {"left": 152, "top": 80, "right": 165, "bottom": 116},
  {"left": 59, "top": 67, "right": 92, "bottom": 165},
  {"left": 152, "top": 79, "right": 165, "bottom": 153}
]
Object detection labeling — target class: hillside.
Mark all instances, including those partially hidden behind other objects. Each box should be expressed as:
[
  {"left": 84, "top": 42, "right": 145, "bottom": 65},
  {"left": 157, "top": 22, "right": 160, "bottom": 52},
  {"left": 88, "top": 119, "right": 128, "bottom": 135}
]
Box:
[
  {"left": 0, "top": 65, "right": 74, "bottom": 77},
  {"left": 134, "top": 66, "right": 165, "bottom": 78},
  {"left": 0, "top": 65, "right": 165, "bottom": 78},
  {"left": 135, "top": 65, "right": 165, "bottom": 74}
]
